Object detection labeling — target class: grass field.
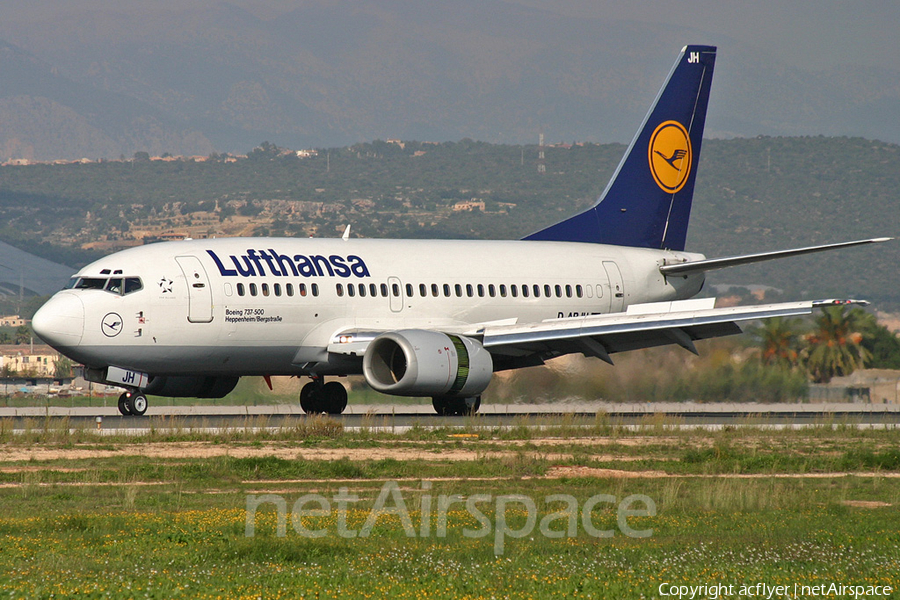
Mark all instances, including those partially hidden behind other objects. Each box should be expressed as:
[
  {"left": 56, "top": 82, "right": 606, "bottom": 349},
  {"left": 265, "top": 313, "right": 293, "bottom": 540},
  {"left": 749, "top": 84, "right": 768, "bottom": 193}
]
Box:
[{"left": 0, "top": 419, "right": 898, "bottom": 599}]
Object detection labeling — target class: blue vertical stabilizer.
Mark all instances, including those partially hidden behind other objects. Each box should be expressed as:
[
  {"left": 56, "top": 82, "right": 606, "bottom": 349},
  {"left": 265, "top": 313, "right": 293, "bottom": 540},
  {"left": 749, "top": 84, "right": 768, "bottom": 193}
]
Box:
[{"left": 524, "top": 45, "right": 716, "bottom": 251}]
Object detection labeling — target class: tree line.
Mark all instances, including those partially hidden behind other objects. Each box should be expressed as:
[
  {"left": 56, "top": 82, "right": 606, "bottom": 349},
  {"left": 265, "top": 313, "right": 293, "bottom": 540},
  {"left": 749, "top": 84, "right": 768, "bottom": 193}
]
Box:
[{"left": 0, "top": 136, "right": 897, "bottom": 307}]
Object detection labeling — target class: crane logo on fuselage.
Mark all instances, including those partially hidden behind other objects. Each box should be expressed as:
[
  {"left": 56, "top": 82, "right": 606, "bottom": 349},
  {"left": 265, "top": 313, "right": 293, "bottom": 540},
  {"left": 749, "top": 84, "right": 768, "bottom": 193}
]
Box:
[
  {"left": 101, "top": 312, "right": 123, "bottom": 337},
  {"left": 648, "top": 120, "right": 692, "bottom": 193},
  {"left": 206, "top": 249, "right": 371, "bottom": 278}
]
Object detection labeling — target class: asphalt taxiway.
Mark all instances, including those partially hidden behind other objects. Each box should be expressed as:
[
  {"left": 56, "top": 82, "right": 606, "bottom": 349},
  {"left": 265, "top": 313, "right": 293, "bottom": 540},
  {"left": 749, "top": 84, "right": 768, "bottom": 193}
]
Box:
[{"left": 2, "top": 402, "right": 898, "bottom": 432}]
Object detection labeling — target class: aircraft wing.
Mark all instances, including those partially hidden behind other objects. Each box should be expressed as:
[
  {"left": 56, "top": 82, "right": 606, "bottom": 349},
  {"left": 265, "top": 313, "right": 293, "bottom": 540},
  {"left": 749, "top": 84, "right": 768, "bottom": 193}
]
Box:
[
  {"left": 326, "top": 298, "right": 866, "bottom": 367},
  {"left": 475, "top": 298, "right": 864, "bottom": 367}
]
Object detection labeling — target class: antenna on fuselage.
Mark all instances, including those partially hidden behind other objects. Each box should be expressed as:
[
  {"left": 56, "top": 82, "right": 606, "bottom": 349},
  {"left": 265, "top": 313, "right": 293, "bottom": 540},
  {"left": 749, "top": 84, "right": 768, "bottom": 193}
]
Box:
[{"left": 341, "top": 225, "right": 351, "bottom": 241}]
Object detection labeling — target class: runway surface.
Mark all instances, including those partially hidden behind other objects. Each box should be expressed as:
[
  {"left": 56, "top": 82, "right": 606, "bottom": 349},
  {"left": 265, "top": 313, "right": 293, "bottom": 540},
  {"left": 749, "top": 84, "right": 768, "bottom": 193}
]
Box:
[{"left": 2, "top": 402, "right": 899, "bottom": 431}]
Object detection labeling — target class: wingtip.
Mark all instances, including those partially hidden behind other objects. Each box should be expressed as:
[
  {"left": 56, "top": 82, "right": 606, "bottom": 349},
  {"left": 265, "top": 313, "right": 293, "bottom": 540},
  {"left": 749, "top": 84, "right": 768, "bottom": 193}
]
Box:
[{"left": 812, "top": 298, "right": 870, "bottom": 308}]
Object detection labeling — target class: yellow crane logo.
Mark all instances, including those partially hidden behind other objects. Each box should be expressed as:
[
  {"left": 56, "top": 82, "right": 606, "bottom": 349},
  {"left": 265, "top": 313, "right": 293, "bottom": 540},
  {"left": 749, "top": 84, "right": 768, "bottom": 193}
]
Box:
[{"left": 648, "top": 120, "right": 692, "bottom": 193}]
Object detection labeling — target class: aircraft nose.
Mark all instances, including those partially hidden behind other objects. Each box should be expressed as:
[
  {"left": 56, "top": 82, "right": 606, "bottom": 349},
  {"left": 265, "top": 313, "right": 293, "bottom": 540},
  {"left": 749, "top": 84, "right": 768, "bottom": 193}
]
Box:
[{"left": 32, "top": 292, "right": 85, "bottom": 349}]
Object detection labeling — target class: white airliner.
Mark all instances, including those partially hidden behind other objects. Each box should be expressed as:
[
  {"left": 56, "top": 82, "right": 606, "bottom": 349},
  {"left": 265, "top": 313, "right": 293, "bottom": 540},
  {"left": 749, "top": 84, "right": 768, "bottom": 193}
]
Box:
[{"left": 32, "top": 45, "right": 888, "bottom": 416}]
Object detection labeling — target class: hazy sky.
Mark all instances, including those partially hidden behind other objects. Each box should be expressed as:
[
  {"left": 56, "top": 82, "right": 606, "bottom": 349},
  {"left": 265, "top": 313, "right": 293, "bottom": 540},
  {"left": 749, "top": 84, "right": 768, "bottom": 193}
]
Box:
[
  {"left": 3, "top": 0, "right": 896, "bottom": 72},
  {"left": 513, "top": 0, "right": 900, "bottom": 70},
  {"left": 0, "top": 0, "right": 897, "bottom": 153}
]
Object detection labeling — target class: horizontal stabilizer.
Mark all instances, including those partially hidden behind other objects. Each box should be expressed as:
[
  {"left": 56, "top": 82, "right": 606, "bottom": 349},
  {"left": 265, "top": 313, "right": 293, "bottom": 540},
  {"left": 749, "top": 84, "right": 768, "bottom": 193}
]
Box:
[{"left": 659, "top": 237, "right": 892, "bottom": 276}]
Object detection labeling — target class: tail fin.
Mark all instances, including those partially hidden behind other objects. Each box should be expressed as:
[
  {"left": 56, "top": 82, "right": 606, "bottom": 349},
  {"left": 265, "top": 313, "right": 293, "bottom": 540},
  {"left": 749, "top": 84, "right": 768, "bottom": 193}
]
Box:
[{"left": 524, "top": 45, "right": 716, "bottom": 251}]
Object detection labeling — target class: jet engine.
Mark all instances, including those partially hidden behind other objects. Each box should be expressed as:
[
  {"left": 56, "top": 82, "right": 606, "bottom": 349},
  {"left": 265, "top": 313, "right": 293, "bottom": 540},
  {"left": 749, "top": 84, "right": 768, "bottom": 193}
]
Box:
[
  {"left": 142, "top": 375, "right": 240, "bottom": 398},
  {"left": 362, "top": 330, "right": 493, "bottom": 397}
]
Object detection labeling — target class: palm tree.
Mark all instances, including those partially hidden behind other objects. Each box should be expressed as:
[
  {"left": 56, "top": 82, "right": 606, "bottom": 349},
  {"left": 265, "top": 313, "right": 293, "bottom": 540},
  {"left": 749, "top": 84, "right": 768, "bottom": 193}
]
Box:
[
  {"left": 14, "top": 325, "right": 30, "bottom": 345},
  {"left": 752, "top": 317, "right": 802, "bottom": 370},
  {"left": 54, "top": 357, "right": 74, "bottom": 379},
  {"left": 803, "top": 306, "right": 871, "bottom": 383}
]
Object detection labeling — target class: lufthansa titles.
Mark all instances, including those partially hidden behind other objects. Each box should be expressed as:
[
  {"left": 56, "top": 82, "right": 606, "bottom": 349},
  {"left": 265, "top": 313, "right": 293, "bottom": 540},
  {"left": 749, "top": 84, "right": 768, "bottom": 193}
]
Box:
[{"left": 208, "top": 249, "right": 370, "bottom": 278}]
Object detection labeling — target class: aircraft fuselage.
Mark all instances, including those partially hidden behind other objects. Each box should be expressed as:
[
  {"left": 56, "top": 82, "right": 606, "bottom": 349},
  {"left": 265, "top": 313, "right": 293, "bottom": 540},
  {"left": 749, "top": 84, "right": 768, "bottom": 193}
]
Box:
[{"left": 36, "top": 238, "right": 705, "bottom": 377}]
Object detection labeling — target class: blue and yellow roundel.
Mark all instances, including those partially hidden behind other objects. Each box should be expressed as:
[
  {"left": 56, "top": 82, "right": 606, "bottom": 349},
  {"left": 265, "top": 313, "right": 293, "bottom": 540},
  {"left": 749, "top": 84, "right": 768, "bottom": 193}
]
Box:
[{"left": 648, "top": 120, "right": 692, "bottom": 193}]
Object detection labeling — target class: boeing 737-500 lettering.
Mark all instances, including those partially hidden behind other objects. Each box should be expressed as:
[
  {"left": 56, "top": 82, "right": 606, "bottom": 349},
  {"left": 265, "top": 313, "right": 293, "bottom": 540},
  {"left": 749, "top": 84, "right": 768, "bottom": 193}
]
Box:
[{"left": 32, "top": 45, "right": 889, "bottom": 416}]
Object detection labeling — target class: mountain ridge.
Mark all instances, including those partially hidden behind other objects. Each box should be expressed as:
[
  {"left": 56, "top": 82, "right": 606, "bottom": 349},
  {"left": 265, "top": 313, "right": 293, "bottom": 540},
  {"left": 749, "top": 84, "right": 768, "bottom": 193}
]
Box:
[{"left": 0, "top": 2, "right": 898, "bottom": 160}]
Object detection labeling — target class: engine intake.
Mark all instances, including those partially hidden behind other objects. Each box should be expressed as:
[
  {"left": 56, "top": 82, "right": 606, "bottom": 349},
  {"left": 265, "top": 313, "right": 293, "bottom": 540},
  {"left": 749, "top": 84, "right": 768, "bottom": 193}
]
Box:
[{"left": 363, "top": 330, "right": 492, "bottom": 397}]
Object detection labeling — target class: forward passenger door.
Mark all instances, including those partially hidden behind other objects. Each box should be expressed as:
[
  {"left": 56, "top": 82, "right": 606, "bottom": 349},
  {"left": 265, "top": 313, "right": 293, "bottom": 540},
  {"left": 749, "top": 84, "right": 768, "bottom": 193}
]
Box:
[{"left": 176, "top": 256, "right": 214, "bottom": 323}]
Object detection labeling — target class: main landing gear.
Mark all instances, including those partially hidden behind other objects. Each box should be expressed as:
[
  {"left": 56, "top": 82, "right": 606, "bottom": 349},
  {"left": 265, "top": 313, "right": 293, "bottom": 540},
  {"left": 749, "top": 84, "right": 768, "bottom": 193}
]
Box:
[
  {"left": 117, "top": 391, "right": 148, "bottom": 416},
  {"left": 300, "top": 378, "right": 348, "bottom": 415},
  {"left": 432, "top": 396, "right": 481, "bottom": 416}
]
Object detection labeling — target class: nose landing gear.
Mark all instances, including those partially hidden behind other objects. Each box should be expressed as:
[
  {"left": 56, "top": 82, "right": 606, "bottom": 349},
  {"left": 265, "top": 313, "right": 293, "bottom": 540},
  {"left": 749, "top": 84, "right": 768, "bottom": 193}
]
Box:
[
  {"left": 299, "top": 378, "right": 348, "bottom": 415},
  {"left": 117, "top": 391, "right": 148, "bottom": 416}
]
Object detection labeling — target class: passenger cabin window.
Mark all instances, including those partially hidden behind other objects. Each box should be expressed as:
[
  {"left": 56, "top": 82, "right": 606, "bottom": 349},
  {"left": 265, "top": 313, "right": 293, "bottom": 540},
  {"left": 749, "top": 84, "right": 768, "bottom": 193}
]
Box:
[
  {"left": 406, "top": 283, "right": 414, "bottom": 297},
  {"left": 249, "top": 283, "right": 258, "bottom": 296},
  {"left": 300, "top": 284, "right": 308, "bottom": 297},
  {"left": 443, "top": 284, "right": 451, "bottom": 297},
  {"left": 311, "top": 284, "right": 319, "bottom": 296},
  {"left": 336, "top": 284, "right": 343, "bottom": 297},
  {"left": 286, "top": 284, "right": 294, "bottom": 297},
  {"left": 238, "top": 283, "right": 246, "bottom": 296}
]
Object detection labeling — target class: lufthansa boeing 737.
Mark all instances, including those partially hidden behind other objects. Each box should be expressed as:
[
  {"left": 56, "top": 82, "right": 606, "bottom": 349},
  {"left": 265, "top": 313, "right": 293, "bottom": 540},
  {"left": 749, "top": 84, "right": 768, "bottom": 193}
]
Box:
[{"left": 31, "top": 46, "right": 888, "bottom": 416}]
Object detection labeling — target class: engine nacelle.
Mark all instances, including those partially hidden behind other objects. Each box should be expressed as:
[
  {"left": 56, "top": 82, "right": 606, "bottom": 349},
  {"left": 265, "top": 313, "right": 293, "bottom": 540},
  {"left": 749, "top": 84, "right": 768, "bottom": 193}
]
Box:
[
  {"left": 363, "top": 330, "right": 493, "bottom": 397},
  {"left": 142, "top": 376, "right": 240, "bottom": 398}
]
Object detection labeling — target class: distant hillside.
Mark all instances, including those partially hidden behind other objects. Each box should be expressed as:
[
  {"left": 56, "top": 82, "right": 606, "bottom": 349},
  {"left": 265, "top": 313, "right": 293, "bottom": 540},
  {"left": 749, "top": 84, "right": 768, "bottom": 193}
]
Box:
[
  {"left": 689, "top": 137, "right": 899, "bottom": 305},
  {"left": 0, "top": 240, "right": 72, "bottom": 297},
  {"left": 0, "top": 41, "right": 215, "bottom": 161},
  {"left": 0, "top": 136, "right": 896, "bottom": 308},
  {"left": 0, "top": 1, "right": 898, "bottom": 159}
]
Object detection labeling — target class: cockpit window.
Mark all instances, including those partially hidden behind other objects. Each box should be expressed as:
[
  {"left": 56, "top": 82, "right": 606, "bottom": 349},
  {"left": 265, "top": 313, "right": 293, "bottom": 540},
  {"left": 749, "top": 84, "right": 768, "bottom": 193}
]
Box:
[
  {"left": 105, "top": 278, "right": 123, "bottom": 294},
  {"left": 124, "top": 278, "right": 143, "bottom": 294},
  {"left": 75, "top": 277, "right": 107, "bottom": 290},
  {"left": 72, "top": 276, "right": 144, "bottom": 296},
  {"left": 64, "top": 277, "right": 79, "bottom": 290}
]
